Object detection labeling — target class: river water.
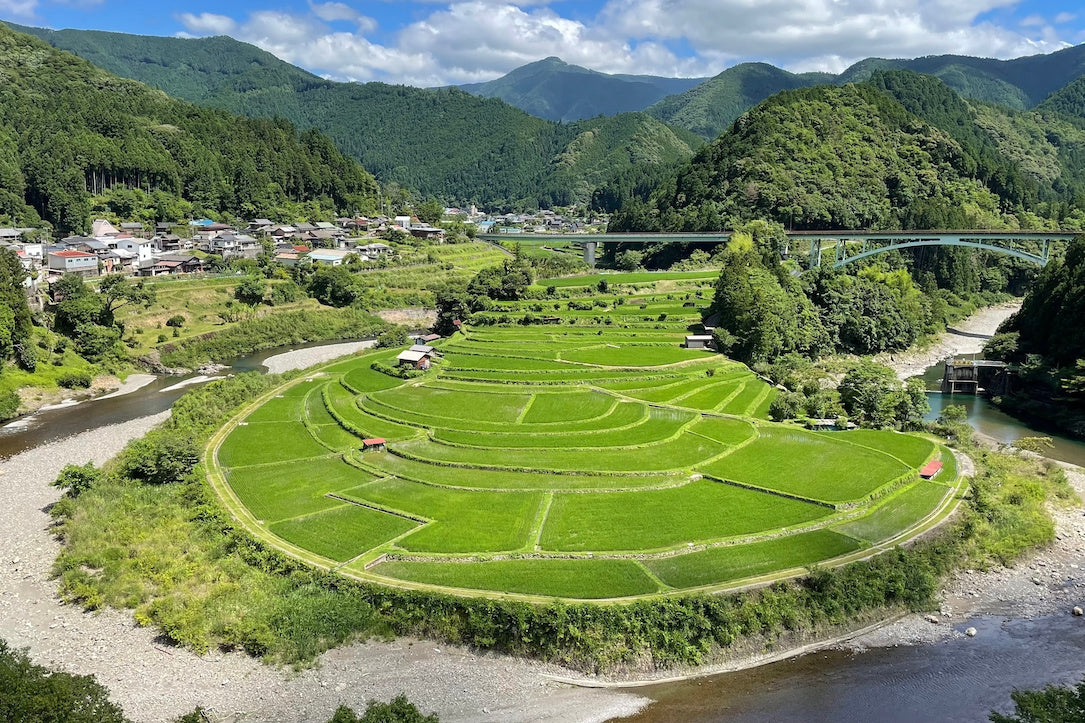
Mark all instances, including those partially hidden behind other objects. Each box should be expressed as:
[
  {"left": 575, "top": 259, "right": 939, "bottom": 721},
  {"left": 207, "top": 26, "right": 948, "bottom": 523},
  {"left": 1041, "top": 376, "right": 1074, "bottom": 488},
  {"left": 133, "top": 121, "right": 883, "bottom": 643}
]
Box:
[
  {"left": 2, "top": 340, "right": 1082, "bottom": 721},
  {"left": 0, "top": 343, "right": 293, "bottom": 459}
]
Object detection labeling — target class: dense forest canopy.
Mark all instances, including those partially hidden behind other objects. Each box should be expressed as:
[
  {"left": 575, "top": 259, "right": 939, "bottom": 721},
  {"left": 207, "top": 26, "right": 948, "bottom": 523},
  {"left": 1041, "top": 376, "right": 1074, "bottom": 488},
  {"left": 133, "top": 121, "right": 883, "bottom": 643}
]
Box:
[
  {"left": 611, "top": 72, "right": 1085, "bottom": 235},
  {"left": 0, "top": 23, "right": 380, "bottom": 233},
  {"left": 6, "top": 24, "right": 698, "bottom": 210}
]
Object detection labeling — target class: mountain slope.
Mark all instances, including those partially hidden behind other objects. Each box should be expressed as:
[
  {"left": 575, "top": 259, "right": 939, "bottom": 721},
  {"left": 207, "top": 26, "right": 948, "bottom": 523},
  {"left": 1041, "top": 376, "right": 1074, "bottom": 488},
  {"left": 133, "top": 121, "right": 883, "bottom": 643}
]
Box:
[
  {"left": 838, "top": 45, "right": 1085, "bottom": 108},
  {"left": 459, "top": 57, "right": 705, "bottom": 122},
  {"left": 12, "top": 24, "right": 695, "bottom": 206},
  {"left": 646, "top": 63, "right": 830, "bottom": 140},
  {"left": 649, "top": 48, "right": 1085, "bottom": 141},
  {"left": 612, "top": 83, "right": 1018, "bottom": 232},
  {"left": 0, "top": 23, "right": 378, "bottom": 233}
]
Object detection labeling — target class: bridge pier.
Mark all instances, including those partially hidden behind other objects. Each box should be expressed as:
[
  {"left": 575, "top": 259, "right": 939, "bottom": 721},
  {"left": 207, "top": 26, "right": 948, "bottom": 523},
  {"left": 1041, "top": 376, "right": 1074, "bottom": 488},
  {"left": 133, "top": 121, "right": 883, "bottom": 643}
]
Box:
[{"left": 582, "top": 241, "right": 597, "bottom": 267}]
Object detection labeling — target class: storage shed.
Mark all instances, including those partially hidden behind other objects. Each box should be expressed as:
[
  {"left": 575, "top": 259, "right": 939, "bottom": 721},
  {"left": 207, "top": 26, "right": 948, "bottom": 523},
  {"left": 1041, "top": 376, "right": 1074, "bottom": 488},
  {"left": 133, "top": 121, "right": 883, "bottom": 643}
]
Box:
[
  {"left": 919, "top": 460, "right": 944, "bottom": 479},
  {"left": 396, "top": 349, "right": 432, "bottom": 370},
  {"left": 685, "top": 334, "right": 715, "bottom": 350}
]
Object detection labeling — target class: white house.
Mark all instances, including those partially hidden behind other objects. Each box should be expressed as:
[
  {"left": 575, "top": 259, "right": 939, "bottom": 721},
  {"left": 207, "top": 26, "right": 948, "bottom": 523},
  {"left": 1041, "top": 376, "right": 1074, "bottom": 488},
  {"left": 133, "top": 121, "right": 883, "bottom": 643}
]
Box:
[
  {"left": 115, "top": 237, "right": 157, "bottom": 264},
  {"left": 47, "top": 250, "right": 98, "bottom": 277}
]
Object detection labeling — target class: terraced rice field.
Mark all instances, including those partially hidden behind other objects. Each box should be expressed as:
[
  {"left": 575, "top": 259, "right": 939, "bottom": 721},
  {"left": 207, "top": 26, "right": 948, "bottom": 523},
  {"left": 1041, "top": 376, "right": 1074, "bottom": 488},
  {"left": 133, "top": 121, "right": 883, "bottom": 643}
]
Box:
[{"left": 211, "top": 282, "right": 962, "bottom": 600}]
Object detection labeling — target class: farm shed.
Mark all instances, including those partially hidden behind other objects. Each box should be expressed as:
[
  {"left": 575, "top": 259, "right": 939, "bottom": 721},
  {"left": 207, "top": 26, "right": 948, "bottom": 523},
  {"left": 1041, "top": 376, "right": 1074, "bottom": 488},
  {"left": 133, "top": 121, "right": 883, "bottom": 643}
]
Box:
[
  {"left": 397, "top": 350, "right": 432, "bottom": 370},
  {"left": 684, "top": 335, "right": 715, "bottom": 350},
  {"left": 361, "top": 438, "right": 386, "bottom": 452},
  {"left": 919, "top": 460, "right": 944, "bottom": 479}
]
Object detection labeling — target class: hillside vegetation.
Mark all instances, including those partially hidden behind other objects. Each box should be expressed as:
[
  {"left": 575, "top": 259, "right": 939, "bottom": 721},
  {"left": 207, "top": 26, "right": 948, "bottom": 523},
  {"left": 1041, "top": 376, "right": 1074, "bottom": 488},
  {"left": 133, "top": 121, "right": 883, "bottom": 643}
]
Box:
[
  {"left": 0, "top": 24, "right": 378, "bottom": 233},
  {"left": 613, "top": 74, "right": 1085, "bottom": 234},
  {"left": 655, "top": 44, "right": 1085, "bottom": 140},
  {"left": 10, "top": 24, "right": 697, "bottom": 208}
]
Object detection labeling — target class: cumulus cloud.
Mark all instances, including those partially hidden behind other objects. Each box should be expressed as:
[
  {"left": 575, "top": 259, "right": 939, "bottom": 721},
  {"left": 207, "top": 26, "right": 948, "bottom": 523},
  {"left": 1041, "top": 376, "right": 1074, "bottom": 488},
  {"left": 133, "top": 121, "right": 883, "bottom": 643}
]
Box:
[
  {"left": 177, "top": 12, "right": 238, "bottom": 36},
  {"left": 170, "top": 0, "right": 1081, "bottom": 85},
  {"left": 0, "top": 0, "right": 38, "bottom": 18},
  {"left": 599, "top": 0, "right": 1071, "bottom": 72}
]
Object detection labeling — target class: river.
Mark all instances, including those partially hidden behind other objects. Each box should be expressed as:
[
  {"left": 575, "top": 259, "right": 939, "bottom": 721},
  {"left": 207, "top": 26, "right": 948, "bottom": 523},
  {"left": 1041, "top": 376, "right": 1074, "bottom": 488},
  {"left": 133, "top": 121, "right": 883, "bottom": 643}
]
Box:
[{"left": 0, "top": 341, "right": 332, "bottom": 459}]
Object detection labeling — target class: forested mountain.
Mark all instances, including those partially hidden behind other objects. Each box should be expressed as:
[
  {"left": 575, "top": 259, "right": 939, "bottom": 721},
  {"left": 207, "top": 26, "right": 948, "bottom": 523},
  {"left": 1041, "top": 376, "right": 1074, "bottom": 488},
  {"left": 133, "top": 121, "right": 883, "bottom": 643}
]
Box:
[
  {"left": 611, "top": 72, "right": 1085, "bottom": 234},
  {"left": 458, "top": 57, "right": 706, "bottom": 122},
  {"left": 613, "top": 82, "right": 1018, "bottom": 232},
  {"left": 651, "top": 47, "right": 1085, "bottom": 141},
  {"left": 645, "top": 63, "right": 831, "bottom": 140},
  {"left": 1037, "top": 75, "right": 1085, "bottom": 120},
  {"left": 10, "top": 24, "right": 697, "bottom": 207},
  {"left": 0, "top": 24, "right": 377, "bottom": 233}
]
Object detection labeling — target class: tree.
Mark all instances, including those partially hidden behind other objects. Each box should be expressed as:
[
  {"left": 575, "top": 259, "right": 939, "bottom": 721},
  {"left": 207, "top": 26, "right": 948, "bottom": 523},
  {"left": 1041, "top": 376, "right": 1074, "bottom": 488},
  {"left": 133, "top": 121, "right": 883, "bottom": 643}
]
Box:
[
  {"left": 414, "top": 199, "right": 444, "bottom": 226},
  {"left": 121, "top": 431, "right": 200, "bottom": 485},
  {"left": 838, "top": 361, "right": 899, "bottom": 428},
  {"left": 0, "top": 639, "right": 129, "bottom": 723},
  {"left": 307, "top": 266, "right": 359, "bottom": 308},
  {"left": 52, "top": 462, "right": 101, "bottom": 498},
  {"left": 0, "top": 248, "right": 31, "bottom": 359},
  {"left": 990, "top": 676, "right": 1085, "bottom": 723},
  {"left": 233, "top": 276, "right": 266, "bottom": 308},
  {"left": 97, "top": 274, "right": 156, "bottom": 326},
  {"left": 434, "top": 284, "right": 472, "bottom": 336}
]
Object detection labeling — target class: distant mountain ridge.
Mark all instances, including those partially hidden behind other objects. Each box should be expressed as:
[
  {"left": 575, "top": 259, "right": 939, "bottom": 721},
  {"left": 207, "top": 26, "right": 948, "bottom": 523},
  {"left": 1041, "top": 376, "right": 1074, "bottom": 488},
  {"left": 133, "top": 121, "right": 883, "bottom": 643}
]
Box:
[
  {"left": 459, "top": 46, "right": 1085, "bottom": 140},
  {"left": 458, "top": 57, "right": 707, "bottom": 122},
  {"left": 7, "top": 23, "right": 699, "bottom": 207}
]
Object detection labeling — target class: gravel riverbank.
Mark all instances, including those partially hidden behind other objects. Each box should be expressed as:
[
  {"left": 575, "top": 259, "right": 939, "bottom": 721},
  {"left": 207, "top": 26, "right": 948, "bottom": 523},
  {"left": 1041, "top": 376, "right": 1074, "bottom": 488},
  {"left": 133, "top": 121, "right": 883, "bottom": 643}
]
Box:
[
  {"left": 879, "top": 302, "right": 1021, "bottom": 381},
  {"left": 0, "top": 346, "right": 648, "bottom": 723}
]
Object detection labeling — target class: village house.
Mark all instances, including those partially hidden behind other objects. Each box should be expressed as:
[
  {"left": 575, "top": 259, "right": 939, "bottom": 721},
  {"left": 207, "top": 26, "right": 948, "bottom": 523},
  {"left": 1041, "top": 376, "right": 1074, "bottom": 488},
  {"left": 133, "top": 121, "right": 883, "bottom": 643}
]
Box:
[
  {"left": 396, "top": 348, "right": 432, "bottom": 370},
  {"left": 119, "top": 222, "right": 146, "bottom": 238},
  {"left": 408, "top": 224, "right": 445, "bottom": 242},
  {"left": 47, "top": 249, "right": 98, "bottom": 277},
  {"left": 115, "top": 237, "right": 157, "bottom": 265},
  {"left": 308, "top": 248, "right": 354, "bottom": 266}
]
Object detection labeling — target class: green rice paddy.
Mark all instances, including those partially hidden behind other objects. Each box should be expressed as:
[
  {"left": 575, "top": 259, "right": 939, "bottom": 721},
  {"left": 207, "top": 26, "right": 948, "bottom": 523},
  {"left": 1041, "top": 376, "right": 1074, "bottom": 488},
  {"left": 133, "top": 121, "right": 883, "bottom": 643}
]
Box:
[{"left": 212, "top": 279, "right": 963, "bottom": 601}]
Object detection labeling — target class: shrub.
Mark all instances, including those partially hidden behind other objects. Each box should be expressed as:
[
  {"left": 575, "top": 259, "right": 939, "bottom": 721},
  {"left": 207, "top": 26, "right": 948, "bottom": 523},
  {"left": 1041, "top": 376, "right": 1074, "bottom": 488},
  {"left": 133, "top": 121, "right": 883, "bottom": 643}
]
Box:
[
  {"left": 376, "top": 328, "right": 410, "bottom": 349},
  {"left": 14, "top": 342, "right": 36, "bottom": 372},
  {"left": 0, "top": 640, "right": 127, "bottom": 722},
  {"left": 120, "top": 431, "right": 201, "bottom": 485},
  {"left": 165, "top": 315, "right": 185, "bottom": 328},
  {"left": 57, "top": 370, "right": 93, "bottom": 389},
  {"left": 53, "top": 462, "right": 101, "bottom": 498},
  {"left": 0, "top": 389, "right": 19, "bottom": 421}
]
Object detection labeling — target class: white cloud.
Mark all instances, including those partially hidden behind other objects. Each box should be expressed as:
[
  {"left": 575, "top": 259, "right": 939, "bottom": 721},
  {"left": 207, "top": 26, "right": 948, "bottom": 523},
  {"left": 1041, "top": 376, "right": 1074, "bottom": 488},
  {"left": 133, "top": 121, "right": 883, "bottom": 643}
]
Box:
[
  {"left": 0, "top": 0, "right": 38, "bottom": 18},
  {"left": 309, "top": 1, "right": 377, "bottom": 32},
  {"left": 177, "top": 12, "right": 238, "bottom": 36},
  {"left": 170, "top": 0, "right": 1081, "bottom": 86},
  {"left": 599, "top": 0, "right": 1070, "bottom": 71},
  {"left": 1055, "top": 12, "right": 1077, "bottom": 24}
]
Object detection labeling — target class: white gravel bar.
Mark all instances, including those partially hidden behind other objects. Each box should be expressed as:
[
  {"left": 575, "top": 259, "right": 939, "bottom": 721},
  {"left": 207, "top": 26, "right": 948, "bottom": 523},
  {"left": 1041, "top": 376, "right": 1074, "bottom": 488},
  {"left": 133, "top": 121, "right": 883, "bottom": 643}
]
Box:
[{"left": 262, "top": 339, "right": 379, "bottom": 375}]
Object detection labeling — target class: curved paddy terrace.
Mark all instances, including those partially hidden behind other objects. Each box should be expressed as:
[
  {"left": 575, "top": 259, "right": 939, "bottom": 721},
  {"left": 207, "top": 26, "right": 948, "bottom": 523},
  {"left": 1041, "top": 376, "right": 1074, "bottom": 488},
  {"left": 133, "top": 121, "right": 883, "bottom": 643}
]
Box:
[{"left": 208, "top": 299, "right": 965, "bottom": 601}]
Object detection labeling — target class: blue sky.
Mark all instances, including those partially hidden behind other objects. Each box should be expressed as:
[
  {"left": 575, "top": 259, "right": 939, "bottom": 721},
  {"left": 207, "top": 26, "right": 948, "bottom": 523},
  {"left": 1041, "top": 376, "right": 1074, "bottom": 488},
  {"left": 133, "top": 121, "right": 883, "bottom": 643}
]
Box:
[{"left": 2, "top": 1, "right": 1083, "bottom": 86}]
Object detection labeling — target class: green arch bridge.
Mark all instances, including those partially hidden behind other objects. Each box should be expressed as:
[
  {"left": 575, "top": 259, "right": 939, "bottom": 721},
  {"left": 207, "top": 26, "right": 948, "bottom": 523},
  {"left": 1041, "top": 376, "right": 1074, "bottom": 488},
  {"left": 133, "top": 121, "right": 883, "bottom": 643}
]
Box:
[{"left": 478, "top": 230, "right": 1078, "bottom": 268}]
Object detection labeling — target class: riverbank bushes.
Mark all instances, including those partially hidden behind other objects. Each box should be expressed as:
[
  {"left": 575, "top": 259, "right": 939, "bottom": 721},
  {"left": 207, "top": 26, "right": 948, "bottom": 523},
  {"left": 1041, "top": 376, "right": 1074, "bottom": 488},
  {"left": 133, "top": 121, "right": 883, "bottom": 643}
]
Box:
[
  {"left": 158, "top": 308, "right": 392, "bottom": 368},
  {"left": 47, "top": 375, "right": 1075, "bottom": 672}
]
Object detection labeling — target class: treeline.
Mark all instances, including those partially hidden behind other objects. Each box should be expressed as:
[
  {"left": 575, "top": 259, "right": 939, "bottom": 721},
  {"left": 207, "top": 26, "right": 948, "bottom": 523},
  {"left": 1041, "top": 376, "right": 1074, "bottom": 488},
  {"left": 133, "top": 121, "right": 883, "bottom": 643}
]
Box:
[
  {"left": 7, "top": 24, "right": 699, "bottom": 210},
  {"left": 0, "top": 23, "right": 379, "bottom": 233},
  {"left": 609, "top": 72, "right": 1085, "bottom": 234},
  {"left": 984, "top": 236, "right": 1085, "bottom": 435},
  {"left": 47, "top": 373, "right": 1070, "bottom": 673}
]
